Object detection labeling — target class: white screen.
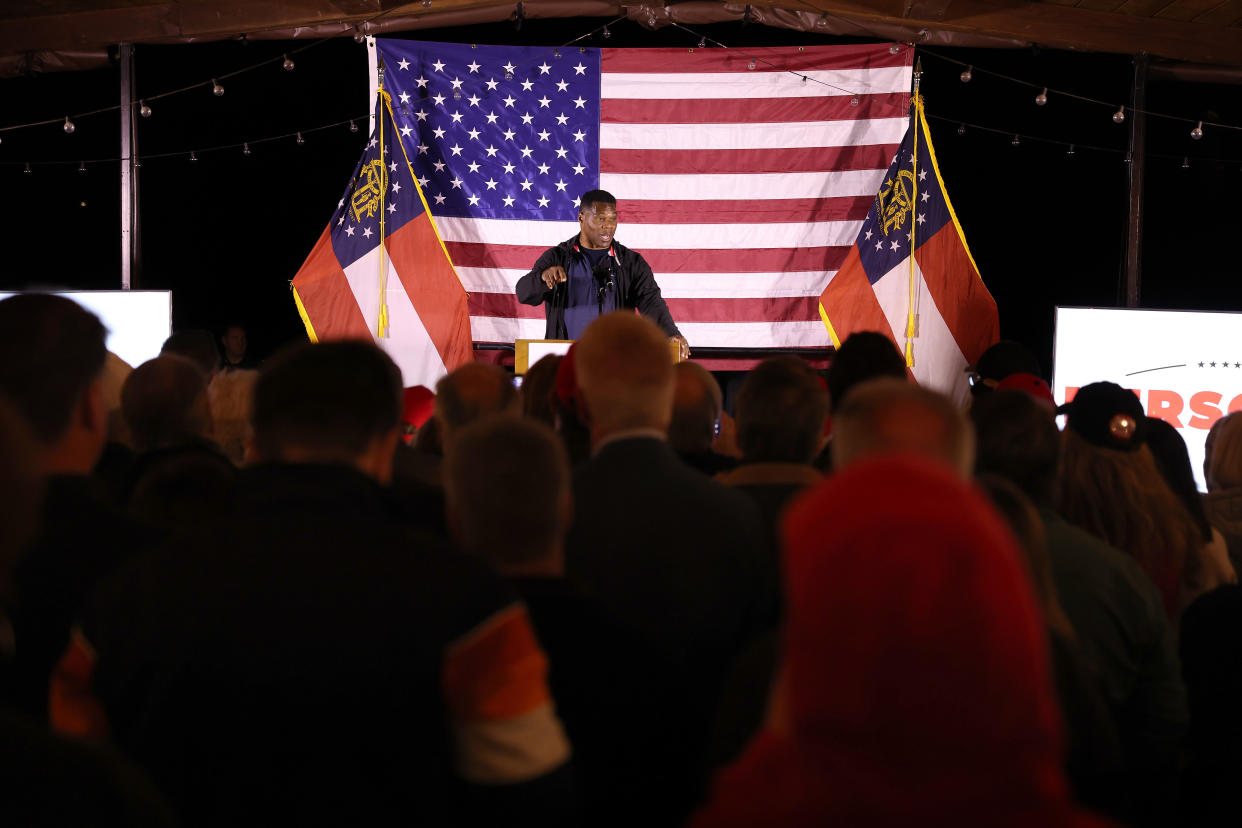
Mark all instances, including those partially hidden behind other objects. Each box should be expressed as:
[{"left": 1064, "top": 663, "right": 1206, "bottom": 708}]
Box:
[{"left": 0, "top": 290, "right": 172, "bottom": 370}]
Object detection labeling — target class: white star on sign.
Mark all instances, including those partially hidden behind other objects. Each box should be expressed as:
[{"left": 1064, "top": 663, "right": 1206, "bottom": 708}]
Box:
[
  {"left": 450, "top": 177, "right": 463, "bottom": 189},
  {"left": 537, "top": 163, "right": 550, "bottom": 175},
  {"left": 467, "top": 128, "right": 481, "bottom": 141},
  {"left": 468, "top": 194, "right": 481, "bottom": 206},
  {"left": 398, "top": 58, "right": 410, "bottom": 70},
  {"left": 521, "top": 79, "right": 534, "bottom": 92},
  {"left": 555, "top": 80, "right": 569, "bottom": 92},
  {"left": 434, "top": 193, "right": 446, "bottom": 204},
  {"left": 486, "top": 78, "right": 499, "bottom": 91},
  {"left": 503, "top": 162, "right": 515, "bottom": 174},
  {"left": 538, "top": 196, "right": 550, "bottom": 207},
  {"left": 485, "top": 178, "right": 498, "bottom": 189},
  {"left": 572, "top": 130, "right": 586, "bottom": 142},
  {"left": 572, "top": 164, "right": 585, "bottom": 175},
  {"left": 502, "top": 95, "right": 516, "bottom": 108},
  {"left": 537, "top": 96, "right": 551, "bottom": 108},
  {"left": 467, "top": 161, "right": 480, "bottom": 173},
  {"left": 362, "top": 226, "right": 373, "bottom": 238},
  {"left": 537, "top": 130, "right": 550, "bottom": 142},
  {"left": 485, "top": 145, "right": 498, "bottom": 157},
  {"left": 503, "top": 195, "right": 515, "bottom": 207},
  {"left": 345, "top": 225, "right": 355, "bottom": 236},
  {"left": 556, "top": 113, "right": 569, "bottom": 126},
  {"left": 520, "top": 112, "right": 534, "bottom": 125},
  {"left": 337, "top": 215, "right": 344, "bottom": 225},
  {"left": 432, "top": 60, "right": 445, "bottom": 72},
  {"left": 520, "top": 179, "right": 533, "bottom": 191},
  {"left": 555, "top": 146, "right": 568, "bottom": 159},
  {"left": 537, "top": 62, "right": 551, "bottom": 75},
  {"left": 400, "top": 125, "right": 413, "bottom": 137},
  {"left": 572, "top": 96, "right": 586, "bottom": 109},
  {"left": 368, "top": 137, "right": 378, "bottom": 148},
  {"left": 467, "top": 61, "right": 481, "bottom": 73},
  {"left": 415, "top": 109, "right": 428, "bottom": 121},
  {"left": 554, "top": 179, "right": 568, "bottom": 191},
  {"left": 415, "top": 75, "right": 428, "bottom": 88},
  {"left": 338, "top": 198, "right": 344, "bottom": 207},
  {"left": 573, "top": 63, "right": 587, "bottom": 75}
]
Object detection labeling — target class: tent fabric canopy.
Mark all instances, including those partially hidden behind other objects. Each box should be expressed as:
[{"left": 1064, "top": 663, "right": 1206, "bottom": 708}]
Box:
[{"left": 2, "top": 0, "right": 1241, "bottom": 78}]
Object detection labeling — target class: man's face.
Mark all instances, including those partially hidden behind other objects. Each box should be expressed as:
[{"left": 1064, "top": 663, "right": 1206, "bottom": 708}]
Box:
[
  {"left": 578, "top": 202, "right": 618, "bottom": 250},
  {"left": 223, "top": 328, "right": 247, "bottom": 359}
]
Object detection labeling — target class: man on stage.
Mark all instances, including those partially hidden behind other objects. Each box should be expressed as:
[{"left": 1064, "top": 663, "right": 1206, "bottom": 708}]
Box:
[{"left": 516, "top": 190, "right": 690, "bottom": 359}]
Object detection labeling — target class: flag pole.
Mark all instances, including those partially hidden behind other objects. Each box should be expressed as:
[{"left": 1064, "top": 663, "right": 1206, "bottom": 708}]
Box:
[
  {"left": 377, "top": 60, "right": 390, "bottom": 339},
  {"left": 905, "top": 58, "right": 922, "bottom": 369}
]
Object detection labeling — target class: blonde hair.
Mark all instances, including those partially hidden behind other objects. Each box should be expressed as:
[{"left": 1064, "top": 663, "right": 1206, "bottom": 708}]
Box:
[
  {"left": 1057, "top": 428, "right": 1201, "bottom": 614},
  {"left": 1207, "top": 412, "right": 1242, "bottom": 491},
  {"left": 574, "top": 312, "right": 675, "bottom": 434}
]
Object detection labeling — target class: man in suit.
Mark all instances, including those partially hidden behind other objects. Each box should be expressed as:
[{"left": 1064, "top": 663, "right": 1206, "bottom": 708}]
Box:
[{"left": 564, "top": 312, "right": 773, "bottom": 824}]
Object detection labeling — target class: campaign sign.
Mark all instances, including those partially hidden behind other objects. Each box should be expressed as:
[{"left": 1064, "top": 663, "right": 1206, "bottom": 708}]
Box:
[
  {"left": 1053, "top": 306, "right": 1242, "bottom": 491},
  {"left": 0, "top": 290, "right": 172, "bottom": 370}
]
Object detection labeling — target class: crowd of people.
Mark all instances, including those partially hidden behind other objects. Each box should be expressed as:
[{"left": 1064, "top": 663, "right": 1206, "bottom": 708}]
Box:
[{"left": 1, "top": 292, "right": 1240, "bottom": 826}]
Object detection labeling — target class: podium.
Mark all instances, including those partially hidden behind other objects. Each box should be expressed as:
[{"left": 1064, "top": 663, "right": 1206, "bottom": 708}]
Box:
[{"left": 514, "top": 338, "right": 684, "bottom": 374}]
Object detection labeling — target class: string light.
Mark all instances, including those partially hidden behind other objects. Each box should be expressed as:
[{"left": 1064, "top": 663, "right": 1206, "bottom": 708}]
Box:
[
  {"left": 1067, "top": 144, "right": 1075, "bottom": 156},
  {"left": 296, "top": 132, "right": 305, "bottom": 145},
  {"left": 78, "top": 161, "right": 86, "bottom": 175},
  {"left": 1182, "top": 157, "right": 1190, "bottom": 169},
  {"left": 282, "top": 54, "right": 295, "bottom": 72},
  {"left": 748, "top": 59, "right": 756, "bottom": 70},
  {"left": 453, "top": 88, "right": 462, "bottom": 99},
  {"left": 602, "top": 24, "right": 611, "bottom": 38},
  {"left": 957, "top": 123, "right": 965, "bottom": 136},
  {"left": 554, "top": 49, "right": 561, "bottom": 59},
  {"left": 959, "top": 65, "right": 972, "bottom": 83},
  {"left": 189, "top": 151, "right": 198, "bottom": 162},
  {"left": 133, "top": 156, "right": 141, "bottom": 168},
  {"left": 63, "top": 116, "right": 75, "bottom": 134},
  {"left": 698, "top": 36, "right": 707, "bottom": 48},
  {"left": 23, "top": 162, "right": 30, "bottom": 175},
  {"left": 889, "top": 43, "right": 901, "bottom": 55},
  {"left": 349, "top": 120, "right": 358, "bottom": 133},
  {"left": 1011, "top": 134, "right": 1020, "bottom": 146},
  {"left": 1112, "top": 106, "right": 1125, "bottom": 123},
  {"left": 850, "top": 94, "right": 860, "bottom": 107},
  {"left": 1035, "top": 88, "right": 1048, "bottom": 106},
  {"left": 353, "top": 26, "right": 366, "bottom": 43},
  {"left": 1191, "top": 121, "right": 1204, "bottom": 140},
  {"left": 139, "top": 100, "right": 151, "bottom": 118},
  {"left": 802, "top": 75, "right": 807, "bottom": 84},
  {"left": 243, "top": 142, "right": 251, "bottom": 156},
  {"left": 211, "top": 78, "right": 225, "bottom": 96},
  {"left": 422, "top": 0, "right": 432, "bottom": 6}
]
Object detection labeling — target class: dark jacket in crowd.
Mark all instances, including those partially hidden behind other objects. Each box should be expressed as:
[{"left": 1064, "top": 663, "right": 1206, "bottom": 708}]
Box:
[
  {"left": 516, "top": 236, "right": 681, "bottom": 339},
  {"left": 564, "top": 435, "right": 774, "bottom": 824},
  {"left": 69, "top": 463, "right": 570, "bottom": 828}
]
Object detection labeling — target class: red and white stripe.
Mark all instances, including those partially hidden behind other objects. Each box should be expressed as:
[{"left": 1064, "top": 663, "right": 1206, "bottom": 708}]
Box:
[{"left": 448, "top": 45, "right": 912, "bottom": 347}]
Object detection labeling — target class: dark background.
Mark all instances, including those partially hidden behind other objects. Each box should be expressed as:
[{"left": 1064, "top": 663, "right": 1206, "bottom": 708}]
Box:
[{"left": 1, "top": 17, "right": 1237, "bottom": 374}]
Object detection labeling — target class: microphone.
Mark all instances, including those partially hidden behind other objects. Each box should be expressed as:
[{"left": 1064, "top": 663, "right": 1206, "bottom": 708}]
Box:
[{"left": 592, "top": 259, "right": 614, "bottom": 296}]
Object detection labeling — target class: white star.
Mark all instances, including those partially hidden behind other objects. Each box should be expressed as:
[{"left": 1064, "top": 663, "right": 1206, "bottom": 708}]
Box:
[
  {"left": 917, "top": 213, "right": 926, "bottom": 225},
  {"left": 502, "top": 62, "right": 516, "bottom": 75},
  {"left": 864, "top": 229, "right": 873, "bottom": 241},
  {"left": 417, "top": 175, "right": 429, "bottom": 187},
  {"left": 555, "top": 80, "right": 569, "bottom": 93},
  {"left": 572, "top": 129, "right": 586, "bottom": 142},
  {"left": 555, "top": 146, "right": 568, "bottom": 159},
  {"left": 432, "top": 93, "right": 446, "bottom": 106},
  {"left": 432, "top": 60, "right": 445, "bottom": 72},
  {"left": 416, "top": 143, "right": 428, "bottom": 155},
  {"left": 502, "top": 129, "right": 516, "bottom": 141},
  {"left": 337, "top": 215, "right": 344, "bottom": 225},
  {"left": 537, "top": 62, "right": 551, "bottom": 75},
  {"left": 537, "top": 196, "right": 550, "bottom": 207},
  {"left": 449, "top": 144, "right": 463, "bottom": 156},
  {"left": 890, "top": 239, "right": 900, "bottom": 252},
  {"left": 572, "top": 96, "right": 586, "bottom": 109},
  {"left": 362, "top": 226, "right": 373, "bottom": 238},
  {"left": 502, "top": 95, "right": 516, "bottom": 108},
  {"left": 392, "top": 180, "right": 402, "bottom": 193},
  {"left": 572, "top": 164, "right": 585, "bottom": 175},
  {"left": 398, "top": 58, "right": 410, "bottom": 70},
  {"left": 520, "top": 179, "right": 533, "bottom": 191},
  {"left": 503, "top": 195, "right": 515, "bottom": 207},
  {"left": 338, "top": 198, "right": 344, "bottom": 207},
  {"left": 520, "top": 145, "right": 533, "bottom": 158},
  {"left": 467, "top": 61, "right": 481, "bottom": 73},
  {"left": 468, "top": 194, "right": 481, "bottom": 206},
  {"left": 450, "top": 77, "right": 463, "bottom": 90},
  {"left": 450, "top": 111, "right": 463, "bottom": 124},
  {"left": 555, "top": 113, "right": 569, "bottom": 126},
  {"left": 399, "top": 91, "right": 411, "bottom": 104},
  {"left": 485, "top": 112, "right": 499, "bottom": 124},
  {"left": 554, "top": 178, "right": 567, "bottom": 191},
  {"left": 387, "top": 202, "right": 397, "bottom": 214},
  {"left": 537, "top": 163, "right": 550, "bottom": 175},
  {"left": 520, "top": 112, "right": 534, "bottom": 125},
  {"left": 388, "top": 160, "right": 398, "bottom": 172},
  {"left": 434, "top": 193, "right": 446, "bottom": 205},
  {"left": 537, "top": 129, "right": 550, "bottom": 142},
  {"left": 400, "top": 125, "right": 413, "bottom": 137},
  {"left": 432, "top": 127, "right": 446, "bottom": 139},
  {"left": 368, "top": 137, "right": 378, "bottom": 148},
  {"left": 484, "top": 178, "right": 498, "bottom": 190},
  {"left": 503, "top": 162, "right": 516, "bottom": 174},
  {"left": 920, "top": 191, "right": 931, "bottom": 203},
  {"left": 521, "top": 79, "right": 534, "bottom": 92},
  {"left": 918, "top": 168, "right": 927, "bottom": 181},
  {"left": 345, "top": 225, "right": 355, "bottom": 236},
  {"left": 450, "top": 177, "right": 463, "bottom": 189},
  {"left": 467, "top": 95, "right": 481, "bottom": 108},
  {"left": 485, "top": 78, "right": 499, "bottom": 91},
  {"left": 414, "top": 109, "right": 428, "bottom": 121},
  {"left": 433, "top": 161, "right": 446, "bottom": 172},
  {"left": 415, "top": 75, "right": 428, "bottom": 88},
  {"left": 467, "top": 161, "right": 481, "bottom": 173},
  {"left": 485, "top": 145, "right": 498, "bottom": 157},
  {"left": 573, "top": 63, "right": 587, "bottom": 75},
  {"left": 874, "top": 240, "right": 883, "bottom": 251},
  {"left": 537, "top": 96, "right": 551, "bottom": 108},
  {"left": 467, "top": 128, "right": 481, "bottom": 141}
]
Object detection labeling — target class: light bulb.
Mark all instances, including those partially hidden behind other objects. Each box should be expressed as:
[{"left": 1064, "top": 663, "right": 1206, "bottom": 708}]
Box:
[
  {"left": 78, "top": 161, "right": 86, "bottom": 174},
  {"left": 139, "top": 100, "right": 151, "bottom": 117},
  {"left": 1011, "top": 134, "right": 1020, "bottom": 146},
  {"left": 960, "top": 65, "right": 972, "bottom": 83},
  {"left": 802, "top": 75, "right": 807, "bottom": 84},
  {"left": 282, "top": 54, "right": 295, "bottom": 72},
  {"left": 190, "top": 151, "right": 198, "bottom": 162},
  {"left": 1112, "top": 106, "right": 1125, "bottom": 123},
  {"left": 1191, "top": 121, "right": 1203, "bottom": 140},
  {"left": 422, "top": 0, "right": 431, "bottom": 6},
  {"left": 698, "top": 36, "right": 707, "bottom": 48},
  {"left": 602, "top": 25, "right": 611, "bottom": 39},
  {"left": 957, "top": 123, "right": 965, "bottom": 136},
  {"left": 453, "top": 88, "right": 461, "bottom": 99},
  {"left": 1182, "top": 157, "right": 1190, "bottom": 169},
  {"left": 1066, "top": 144, "right": 1075, "bottom": 156},
  {"left": 554, "top": 49, "right": 561, "bottom": 59},
  {"left": 1035, "top": 88, "right": 1047, "bottom": 106},
  {"left": 349, "top": 120, "right": 358, "bottom": 133},
  {"left": 23, "top": 162, "right": 30, "bottom": 175},
  {"left": 816, "top": 13, "right": 828, "bottom": 28},
  {"left": 747, "top": 59, "right": 756, "bottom": 70},
  {"left": 296, "top": 132, "right": 305, "bottom": 145},
  {"left": 212, "top": 79, "right": 224, "bottom": 96},
  {"left": 647, "top": 13, "right": 657, "bottom": 26},
  {"left": 243, "top": 142, "right": 251, "bottom": 156},
  {"left": 889, "top": 43, "right": 900, "bottom": 54},
  {"left": 63, "top": 116, "right": 75, "bottom": 134},
  {"left": 850, "top": 94, "right": 860, "bottom": 107},
  {"left": 133, "top": 157, "right": 141, "bottom": 168}
]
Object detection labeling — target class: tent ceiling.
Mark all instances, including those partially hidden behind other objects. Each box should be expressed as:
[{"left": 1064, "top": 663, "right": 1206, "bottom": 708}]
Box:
[{"left": 1, "top": 0, "right": 1239, "bottom": 76}]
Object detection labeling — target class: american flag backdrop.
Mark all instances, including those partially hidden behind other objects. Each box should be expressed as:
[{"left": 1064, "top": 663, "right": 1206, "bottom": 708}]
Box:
[{"left": 373, "top": 39, "right": 914, "bottom": 348}]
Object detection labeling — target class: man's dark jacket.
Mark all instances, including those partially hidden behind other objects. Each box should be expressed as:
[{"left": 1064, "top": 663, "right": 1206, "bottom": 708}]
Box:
[{"left": 515, "top": 235, "right": 681, "bottom": 339}]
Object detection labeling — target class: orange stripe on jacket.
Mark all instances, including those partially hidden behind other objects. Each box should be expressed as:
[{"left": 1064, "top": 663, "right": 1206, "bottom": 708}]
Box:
[{"left": 442, "top": 603, "right": 552, "bottom": 722}]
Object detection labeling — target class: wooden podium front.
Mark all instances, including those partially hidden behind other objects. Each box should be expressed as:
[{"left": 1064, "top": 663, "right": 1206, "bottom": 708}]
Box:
[{"left": 514, "top": 339, "right": 684, "bottom": 374}]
